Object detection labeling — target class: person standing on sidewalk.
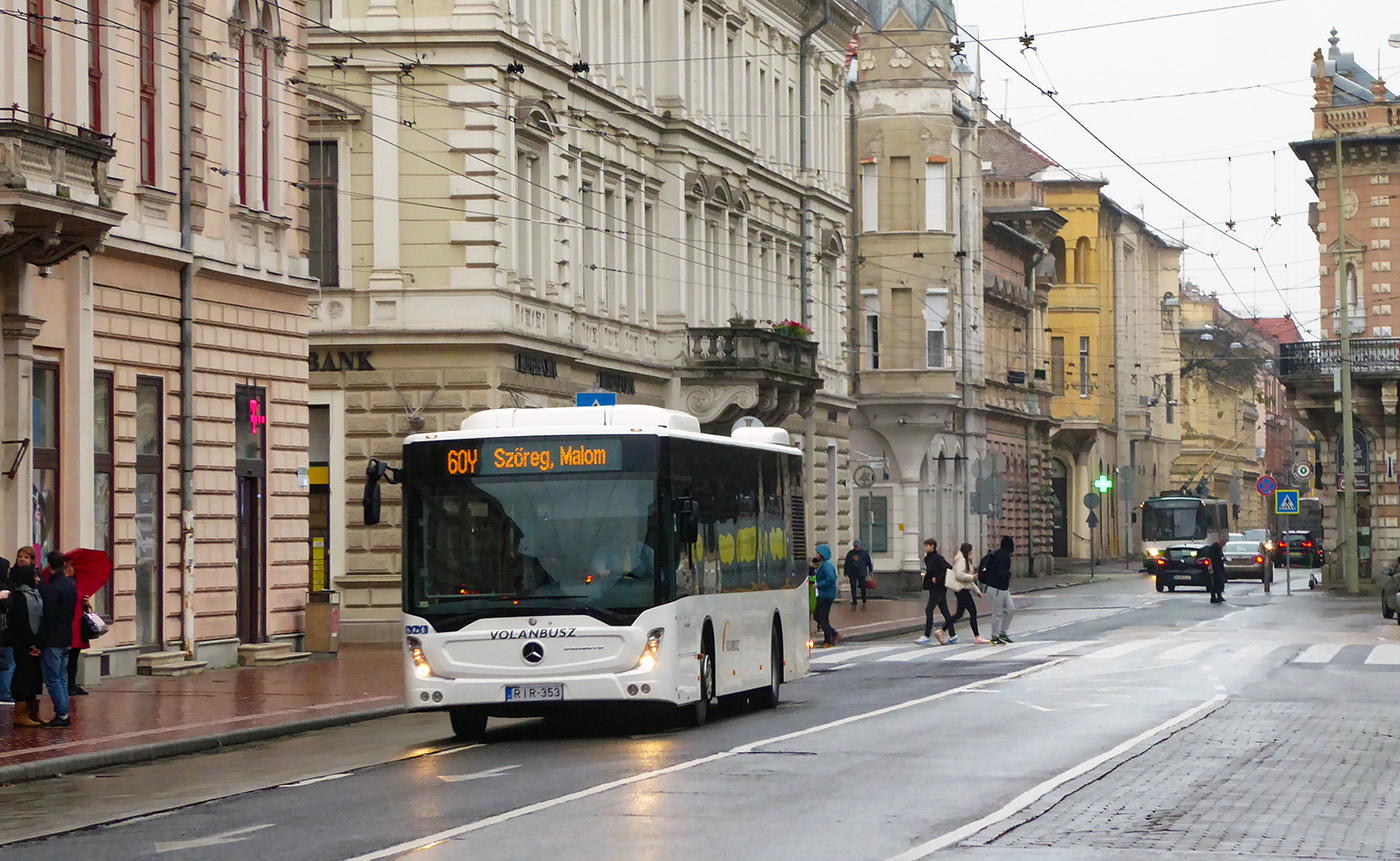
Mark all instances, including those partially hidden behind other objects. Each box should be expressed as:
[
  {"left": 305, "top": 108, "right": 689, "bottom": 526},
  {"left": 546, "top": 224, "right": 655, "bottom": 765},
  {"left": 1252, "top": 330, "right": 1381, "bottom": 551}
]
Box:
[
  {"left": 38, "top": 551, "right": 77, "bottom": 728},
  {"left": 0, "top": 553, "right": 12, "bottom": 706},
  {"left": 916, "top": 539, "right": 952, "bottom": 645},
  {"left": 6, "top": 563, "right": 45, "bottom": 727},
  {"left": 843, "top": 540, "right": 873, "bottom": 607},
  {"left": 813, "top": 544, "right": 840, "bottom": 647},
  {"left": 944, "top": 543, "right": 989, "bottom": 645},
  {"left": 1207, "top": 538, "right": 1227, "bottom": 604},
  {"left": 981, "top": 536, "right": 1016, "bottom": 644}
]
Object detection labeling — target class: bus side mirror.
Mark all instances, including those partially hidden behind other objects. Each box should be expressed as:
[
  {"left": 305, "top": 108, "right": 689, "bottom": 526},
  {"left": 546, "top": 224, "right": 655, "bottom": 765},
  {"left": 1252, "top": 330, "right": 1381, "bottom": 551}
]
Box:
[
  {"left": 364, "top": 459, "right": 400, "bottom": 526},
  {"left": 673, "top": 498, "right": 699, "bottom": 545}
]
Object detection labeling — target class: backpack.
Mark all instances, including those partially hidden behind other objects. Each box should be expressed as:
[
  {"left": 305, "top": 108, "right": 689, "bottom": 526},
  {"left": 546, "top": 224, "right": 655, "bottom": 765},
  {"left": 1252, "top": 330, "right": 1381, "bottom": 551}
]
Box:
[{"left": 976, "top": 552, "right": 996, "bottom": 578}]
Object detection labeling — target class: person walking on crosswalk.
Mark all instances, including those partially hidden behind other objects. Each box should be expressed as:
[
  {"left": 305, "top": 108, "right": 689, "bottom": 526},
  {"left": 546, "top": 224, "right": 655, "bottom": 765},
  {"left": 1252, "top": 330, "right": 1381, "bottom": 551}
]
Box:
[
  {"left": 981, "top": 536, "right": 1016, "bottom": 644},
  {"left": 916, "top": 539, "right": 952, "bottom": 645},
  {"left": 944, "top": 543, "right": 990, "bottom": 645}
]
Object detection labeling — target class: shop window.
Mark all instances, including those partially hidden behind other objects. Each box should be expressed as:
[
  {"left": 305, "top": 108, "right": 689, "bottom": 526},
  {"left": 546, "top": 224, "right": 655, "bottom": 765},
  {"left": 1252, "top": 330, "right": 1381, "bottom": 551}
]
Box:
[
  {"left": 32, "top": 363, "right": 59, "bottom": 561},
  {"left": 92, "top": 371, "right": 114, "bottom": 618},
  {"left": 858, "top": 495, "right": 889, "bottom": 553}
]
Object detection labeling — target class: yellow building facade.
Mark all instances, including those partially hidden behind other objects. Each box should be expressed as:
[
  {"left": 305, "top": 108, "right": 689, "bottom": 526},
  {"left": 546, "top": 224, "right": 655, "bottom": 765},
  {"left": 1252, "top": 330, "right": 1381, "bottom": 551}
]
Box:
[{"left": 1044, "top": 176, "right": 1183, "bottom": 561}]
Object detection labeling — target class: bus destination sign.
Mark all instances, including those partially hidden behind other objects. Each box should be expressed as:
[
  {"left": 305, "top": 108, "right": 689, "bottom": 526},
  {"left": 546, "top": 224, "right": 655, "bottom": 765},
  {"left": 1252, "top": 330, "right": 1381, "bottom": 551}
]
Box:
[{"left": 445, "top": 439, "right": 622, "bottom": 476}]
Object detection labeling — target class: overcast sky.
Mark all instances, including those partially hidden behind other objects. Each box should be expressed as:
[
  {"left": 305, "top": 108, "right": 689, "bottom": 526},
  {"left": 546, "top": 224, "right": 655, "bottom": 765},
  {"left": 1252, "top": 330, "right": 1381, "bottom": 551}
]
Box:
[{"left": 958, "top": 0, "right": 1398, "bottom": 338}]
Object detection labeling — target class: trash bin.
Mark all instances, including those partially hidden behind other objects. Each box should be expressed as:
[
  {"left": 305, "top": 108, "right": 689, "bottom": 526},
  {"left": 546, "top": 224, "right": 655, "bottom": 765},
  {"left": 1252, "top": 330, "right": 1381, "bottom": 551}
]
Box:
[{"left": 306, "top": 590, "right": 340, "bottom": 653}]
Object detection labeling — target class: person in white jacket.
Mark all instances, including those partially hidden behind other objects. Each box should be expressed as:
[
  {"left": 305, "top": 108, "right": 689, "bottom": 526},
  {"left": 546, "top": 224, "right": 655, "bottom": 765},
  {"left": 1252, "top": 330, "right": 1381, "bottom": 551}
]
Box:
[{"left": 943, "top": 543, "right": 989, "bottom": 644}]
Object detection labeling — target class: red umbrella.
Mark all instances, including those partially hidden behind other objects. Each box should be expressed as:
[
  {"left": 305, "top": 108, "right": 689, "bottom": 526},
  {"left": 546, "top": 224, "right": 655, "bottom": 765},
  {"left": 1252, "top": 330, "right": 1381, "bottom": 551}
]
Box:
[
  {"left": 65, "top": 548, "right": 112, "bottom": 598},
  {"left": 64, "top": 548, "right": 112, "bottom": 648}
]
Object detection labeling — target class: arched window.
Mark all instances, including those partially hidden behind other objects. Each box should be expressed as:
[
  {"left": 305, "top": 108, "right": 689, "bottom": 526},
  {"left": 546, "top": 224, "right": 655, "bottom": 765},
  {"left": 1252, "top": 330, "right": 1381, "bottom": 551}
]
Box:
[
  {"left": 1074, "top": 236, "right": 1092, "bottom": 283},
  {"left": 235, "top": 0, "right": 251, "bottom": 205},
  {"left": 1050, "top": 236, "right": 1066, "bottom": 283}
]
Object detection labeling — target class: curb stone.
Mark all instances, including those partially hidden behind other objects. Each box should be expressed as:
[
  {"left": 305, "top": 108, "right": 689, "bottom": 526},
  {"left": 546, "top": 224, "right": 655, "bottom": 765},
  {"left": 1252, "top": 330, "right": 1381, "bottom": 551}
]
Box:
[{"left": 0, "top": 704, "right": 405, "bottom": 786}]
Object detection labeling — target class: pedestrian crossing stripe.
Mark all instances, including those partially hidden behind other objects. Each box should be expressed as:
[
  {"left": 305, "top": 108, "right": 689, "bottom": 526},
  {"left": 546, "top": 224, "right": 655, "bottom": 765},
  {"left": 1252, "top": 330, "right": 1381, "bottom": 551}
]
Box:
[{"left": 809, "top": 638, "right": 1400, "bottom": 669}]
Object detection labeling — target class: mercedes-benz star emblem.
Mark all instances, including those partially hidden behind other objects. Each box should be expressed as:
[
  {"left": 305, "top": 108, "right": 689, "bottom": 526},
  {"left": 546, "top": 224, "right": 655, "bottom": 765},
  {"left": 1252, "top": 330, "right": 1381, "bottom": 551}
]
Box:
[{"left": 522, "top": 642, "right": 545, "bottom": 664}]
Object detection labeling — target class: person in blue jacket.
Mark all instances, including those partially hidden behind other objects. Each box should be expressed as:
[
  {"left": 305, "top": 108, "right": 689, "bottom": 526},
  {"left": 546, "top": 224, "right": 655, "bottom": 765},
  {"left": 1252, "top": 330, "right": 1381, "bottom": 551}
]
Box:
[{"left": 813, "top": 544, "right": 840, "bottom": 647}]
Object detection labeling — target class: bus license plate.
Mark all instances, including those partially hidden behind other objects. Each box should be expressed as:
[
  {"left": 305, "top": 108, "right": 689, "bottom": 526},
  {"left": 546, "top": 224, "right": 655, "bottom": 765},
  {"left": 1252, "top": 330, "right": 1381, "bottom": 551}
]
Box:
[{"left": 505, "top": 684, "right": 563, "bottom": 703}]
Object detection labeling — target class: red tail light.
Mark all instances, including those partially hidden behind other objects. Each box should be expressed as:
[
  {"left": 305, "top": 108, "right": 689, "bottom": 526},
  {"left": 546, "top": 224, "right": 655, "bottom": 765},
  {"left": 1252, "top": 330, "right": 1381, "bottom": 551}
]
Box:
[
  {"left": 1302, "top": 541, "right": 1313, "bottom": 548},
  {"left": 1155, "top": 558, "right": 1165, "bottom": 566},
  {"left": 1255, "top": 556, "right": 1264, "bottom": 563},
  {"left": 1279, "top": 542, "right": 1288, "bottom": 548}
]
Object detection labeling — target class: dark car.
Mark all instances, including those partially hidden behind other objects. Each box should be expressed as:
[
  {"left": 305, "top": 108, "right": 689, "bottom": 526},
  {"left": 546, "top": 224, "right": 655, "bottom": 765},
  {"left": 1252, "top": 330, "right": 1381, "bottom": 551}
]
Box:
[
  {"left": 1153, "top": 544, "right": 1213, "bottom": 592},
  {"left": 1222, "top": 540, "right": 1273, "bottom": 583},
  {"left": 1273, "top": 531, "right": 1323, "bottom": 567}
]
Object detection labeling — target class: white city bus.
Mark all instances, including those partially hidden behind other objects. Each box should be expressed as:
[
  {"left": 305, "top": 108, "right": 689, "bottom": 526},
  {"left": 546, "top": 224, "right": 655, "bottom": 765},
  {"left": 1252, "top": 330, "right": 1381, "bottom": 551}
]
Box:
[
  {"left": 364, "top": 405, "right": 812, "bottom": 739},
  {"left": 1140, "top": 495, "right": 1231, "bottom": 565}
]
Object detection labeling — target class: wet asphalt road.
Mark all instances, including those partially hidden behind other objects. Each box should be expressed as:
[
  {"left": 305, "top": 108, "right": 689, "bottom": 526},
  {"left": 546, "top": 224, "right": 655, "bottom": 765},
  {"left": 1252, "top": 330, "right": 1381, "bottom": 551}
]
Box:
[{"left": 7, "top": 568, "right": 1395, "bottom": 860}]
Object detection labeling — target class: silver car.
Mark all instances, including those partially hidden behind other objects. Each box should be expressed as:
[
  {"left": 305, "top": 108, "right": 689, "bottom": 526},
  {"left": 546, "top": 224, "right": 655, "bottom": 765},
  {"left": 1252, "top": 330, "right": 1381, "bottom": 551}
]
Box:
[{"left": 1222, "top": 540, "right": 1272, "bottom": 583}]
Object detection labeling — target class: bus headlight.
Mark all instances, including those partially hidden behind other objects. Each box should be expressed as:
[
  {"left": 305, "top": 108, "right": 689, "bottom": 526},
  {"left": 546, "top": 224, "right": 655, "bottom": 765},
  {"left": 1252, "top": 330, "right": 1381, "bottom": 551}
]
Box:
[
  {"left": 635, "top": 628, "right": 664, "bottom": 672},
  {"left": 407, "top": 636, "right": 434, "bottom": 679}
]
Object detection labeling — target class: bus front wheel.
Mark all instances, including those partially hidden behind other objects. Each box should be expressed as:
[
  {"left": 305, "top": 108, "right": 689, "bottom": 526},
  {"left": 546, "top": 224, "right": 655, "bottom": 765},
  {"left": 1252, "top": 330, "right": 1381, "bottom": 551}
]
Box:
[
  {"left": 448, "top": 707, "right": 488, "bottom": 741},
  {"left": 685, "top": 643, "right": 715, "bottom": 727}
]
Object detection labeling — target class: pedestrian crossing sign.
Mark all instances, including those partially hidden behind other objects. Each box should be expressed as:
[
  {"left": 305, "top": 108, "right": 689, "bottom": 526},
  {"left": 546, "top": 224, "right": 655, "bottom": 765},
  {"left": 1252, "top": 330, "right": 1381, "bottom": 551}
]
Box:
[{"left": 1275, "top": 489, "right": 1300, "bottom": 515}]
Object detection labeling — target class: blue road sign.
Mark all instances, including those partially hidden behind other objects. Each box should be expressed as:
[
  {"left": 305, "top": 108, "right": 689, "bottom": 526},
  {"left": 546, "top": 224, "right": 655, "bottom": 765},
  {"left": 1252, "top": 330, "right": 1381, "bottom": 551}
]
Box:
[
  {"left": 1257, "top": 475, "right": 1277, "bottom": 496},
  {"left": 1275, "top": 489, "right": 1300, "bottom": 515},
  {"left": 575, "top": 392, "right": 617, "bottom": 407}
]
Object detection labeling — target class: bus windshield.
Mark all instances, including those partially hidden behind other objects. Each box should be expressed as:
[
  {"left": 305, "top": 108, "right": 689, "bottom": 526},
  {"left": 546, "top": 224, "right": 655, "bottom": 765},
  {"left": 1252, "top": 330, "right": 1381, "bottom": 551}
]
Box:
[
  {"left": 1142, "top": 500, "right": 1206, "bottom": 542},
  {"left": 407, "top": 474, "right": 662, "bottom": 623}
]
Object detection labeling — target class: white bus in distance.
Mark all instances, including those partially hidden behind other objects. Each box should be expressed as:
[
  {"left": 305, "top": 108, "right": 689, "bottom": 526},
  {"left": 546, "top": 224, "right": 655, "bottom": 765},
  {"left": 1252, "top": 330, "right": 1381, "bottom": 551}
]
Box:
[
  {"left": 1140, "top": 495, "right": 1231, "bottom": 566},
  {"left": 364, "top": 405, "right": 812, "bottom": 740}
]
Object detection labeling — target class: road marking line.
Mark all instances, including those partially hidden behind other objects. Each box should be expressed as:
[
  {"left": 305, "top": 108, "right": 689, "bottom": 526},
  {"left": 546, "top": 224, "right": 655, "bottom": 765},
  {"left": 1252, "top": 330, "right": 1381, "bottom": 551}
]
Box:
[
  {"left": 1230, "top": 643, "right": 1282, "bottom": 663},
  {"left": 883, "top": 694, "right": 1227, "bottom": 861},
  {"left": 1294, "top": 644, "right": 1343, "bottom": 664},
  {"left": 809, "top": 645, "right": 901, "bottom": 664},
  {"left": 944, "top": 642, "right": 1052, "bottom": 662},
  {"left": 155, "top": 823, "right": 275, "bottom": 854},
  {"left": 878, "top": 646, "right": 968, "bottom": 663},
  {"left": 339, "top": 661, "right": 1066, "bottom": 861},
  {"left": 438, "top": 764, "right": 521, "bottom": 783},
  {"left": 1364, "top": 644, "right": 1400, "bottom": 665},
  {"left": 1082, "top": 638, "right": 1164, "bottom": 661},
  {"left": 1158, "top": 641, "right": 1216, "bottom": 661},
  {"left": 988, "top": 641, "right": 1096, "bottom": 662}
]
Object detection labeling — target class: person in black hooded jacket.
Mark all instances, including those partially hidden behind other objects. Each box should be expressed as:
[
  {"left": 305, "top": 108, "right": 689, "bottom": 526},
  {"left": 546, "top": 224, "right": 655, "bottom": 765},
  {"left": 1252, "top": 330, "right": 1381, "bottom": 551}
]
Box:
[
  {"left": 6, "top": 564, "right": 45, "bottom": 727},
  {"left": 916, "top": 539, "right": 952, "bottom": 645},
  {"left": 38, "top": 552, "right": 78, "bottom": 727},
  {"left": 981, "top": 536, "right": 1016, "bottom": 644}
]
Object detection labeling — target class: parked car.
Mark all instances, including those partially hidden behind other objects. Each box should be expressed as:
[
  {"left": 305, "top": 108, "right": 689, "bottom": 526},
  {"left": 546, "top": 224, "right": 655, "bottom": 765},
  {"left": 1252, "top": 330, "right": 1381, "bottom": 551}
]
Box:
[
  {"left": 1222, "top": 540, "right": 1273, "bottom": 583},
  {"left": 1242, "top": 528, "right": 1273, "bottom": 553},
  {"left": 1380, "top": 559, "right": 1400, "bottom": 622},
  {"left": 1153, "top": 544, "right": 1213, "bottom": 592},
  {"left": 1273, "top": 531, "right": 1323, "bottom": 567}
]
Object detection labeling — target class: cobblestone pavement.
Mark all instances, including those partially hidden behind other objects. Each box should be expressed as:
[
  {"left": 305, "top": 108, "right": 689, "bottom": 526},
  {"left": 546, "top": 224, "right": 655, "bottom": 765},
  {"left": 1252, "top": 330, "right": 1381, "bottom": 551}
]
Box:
[{"left": 969, "top": 700, "right": 1400, "bottom": 858}]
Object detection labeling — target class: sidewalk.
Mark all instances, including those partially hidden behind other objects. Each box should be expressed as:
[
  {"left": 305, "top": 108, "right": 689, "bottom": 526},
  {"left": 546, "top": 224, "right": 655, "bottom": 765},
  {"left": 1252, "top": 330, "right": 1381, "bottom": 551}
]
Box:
[
  {"left": 819, "top": 559, "right": 1141, "bottom": 645},
  {"left": 0, "top": 645, "right": 404, "bottom": 784}
]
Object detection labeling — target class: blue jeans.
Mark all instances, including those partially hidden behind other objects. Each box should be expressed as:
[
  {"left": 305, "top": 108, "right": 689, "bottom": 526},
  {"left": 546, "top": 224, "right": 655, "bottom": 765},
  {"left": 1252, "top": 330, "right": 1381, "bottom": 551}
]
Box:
[
  {"left": 41, "top": 646, "right": 69, "bottom": 718},
  {"left": 0, "top": 645, "right": 13, "bottom": 701}
]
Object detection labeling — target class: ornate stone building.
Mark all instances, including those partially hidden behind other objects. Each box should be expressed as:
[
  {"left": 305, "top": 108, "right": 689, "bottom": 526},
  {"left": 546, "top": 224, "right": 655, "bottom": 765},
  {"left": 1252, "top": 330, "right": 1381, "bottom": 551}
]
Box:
[
  {"left": 1285, "top": 30, "right": 1399, "bottom": 587},
  {"left": 1, "top": 0, "right": 315, "bottom": 677},
  {"left": 306, "top": 0, "right": 863, "bottom": 639}
]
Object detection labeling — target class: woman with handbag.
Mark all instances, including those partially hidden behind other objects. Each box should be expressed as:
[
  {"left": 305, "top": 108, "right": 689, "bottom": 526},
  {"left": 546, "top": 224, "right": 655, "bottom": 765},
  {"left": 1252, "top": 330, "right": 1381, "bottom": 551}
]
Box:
[{"left": 944, "top": 543, "right": 989, "bottom": 645}]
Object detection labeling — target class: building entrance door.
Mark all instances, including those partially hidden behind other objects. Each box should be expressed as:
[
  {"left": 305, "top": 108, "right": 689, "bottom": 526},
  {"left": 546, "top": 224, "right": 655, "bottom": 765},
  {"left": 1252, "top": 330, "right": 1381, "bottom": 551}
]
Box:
[
  {"left": 234, "top": 384, "right": 267, "bottom": 644},
  {"left": 235, "top": 473, "right": 264, "bottom": 644},
  {"left": 1050, "top": 460, "right": 1069, "bottom": 558}
]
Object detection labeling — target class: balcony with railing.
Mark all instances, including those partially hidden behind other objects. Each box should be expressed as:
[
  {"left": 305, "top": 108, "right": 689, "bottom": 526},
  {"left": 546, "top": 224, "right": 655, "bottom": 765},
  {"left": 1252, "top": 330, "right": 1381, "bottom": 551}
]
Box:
[
  {"left": 0, "top": 107, "right": 122, "bottom": 266},
  {"left": 679, "top": 326, "right": 822, "bottom": 430},
  {"left": 1279, "top": 338, "right": 1400, "bottom": 379}
]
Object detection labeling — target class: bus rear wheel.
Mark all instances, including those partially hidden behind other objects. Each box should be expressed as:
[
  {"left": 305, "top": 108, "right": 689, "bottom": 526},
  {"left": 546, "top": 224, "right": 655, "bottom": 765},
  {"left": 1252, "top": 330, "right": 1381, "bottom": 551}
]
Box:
[
  {"left": 751, "top": 629, "right": 782, "bottom": 710},
  {"left": 448, "top": 707, "right": 488, "bottom": 741}
]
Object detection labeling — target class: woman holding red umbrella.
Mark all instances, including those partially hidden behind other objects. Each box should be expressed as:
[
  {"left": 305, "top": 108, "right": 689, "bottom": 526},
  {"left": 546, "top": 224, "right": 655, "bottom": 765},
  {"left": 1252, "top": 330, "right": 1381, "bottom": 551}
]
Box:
[{"left": 44, "top": 549, "right": 111, "bottom": 696}]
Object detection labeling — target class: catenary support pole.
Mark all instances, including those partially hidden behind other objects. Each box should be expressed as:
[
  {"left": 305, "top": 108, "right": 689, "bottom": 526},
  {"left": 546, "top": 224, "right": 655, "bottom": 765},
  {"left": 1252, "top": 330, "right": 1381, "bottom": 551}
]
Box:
[
  {"left": 177, "top": 0, "right": 197, "bottom": 654},
  {"left": 1335, "top": 131, "right": 1359, "bottom": 594}
]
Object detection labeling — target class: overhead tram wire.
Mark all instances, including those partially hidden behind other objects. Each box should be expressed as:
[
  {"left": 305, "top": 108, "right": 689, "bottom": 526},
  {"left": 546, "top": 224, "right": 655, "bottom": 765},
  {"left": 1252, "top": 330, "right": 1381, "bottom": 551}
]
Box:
[{"left": 866, "top": 28, "right": 1302, "bottom": 323}]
